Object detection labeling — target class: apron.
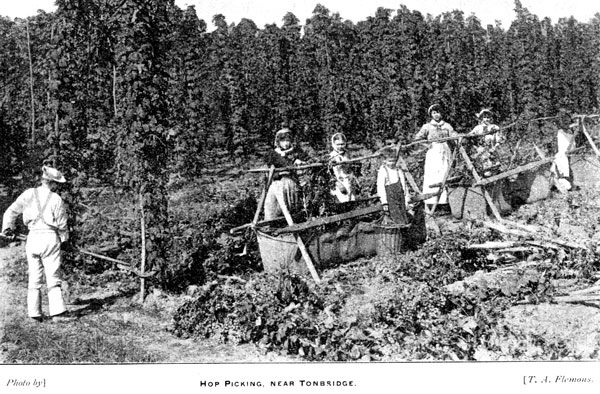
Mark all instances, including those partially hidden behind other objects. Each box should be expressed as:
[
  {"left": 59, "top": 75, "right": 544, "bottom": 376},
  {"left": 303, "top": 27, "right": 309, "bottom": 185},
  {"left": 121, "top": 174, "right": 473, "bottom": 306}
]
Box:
[
  {"left": 423, "top": 142, "right": 451, "bottom": 204},
  {"left": 385, "top": 181, "right": 408, "bottom": 225}
]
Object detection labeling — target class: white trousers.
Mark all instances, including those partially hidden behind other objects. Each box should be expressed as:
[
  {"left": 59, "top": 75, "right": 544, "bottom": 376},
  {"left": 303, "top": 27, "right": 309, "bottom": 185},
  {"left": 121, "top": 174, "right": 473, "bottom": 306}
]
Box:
[{"left": 25, "top": 231, "right": 66, "bottom": 317}]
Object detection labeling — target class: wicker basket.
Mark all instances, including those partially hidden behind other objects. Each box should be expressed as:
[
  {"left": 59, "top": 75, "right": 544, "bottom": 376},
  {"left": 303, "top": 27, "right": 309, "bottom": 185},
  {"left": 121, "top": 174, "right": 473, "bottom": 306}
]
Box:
[
  {"left": 375, "top": 203, "right": 427, "bottom": 259},
  {"left": 375, "top": 223, "right": 406, "bottom": 258}
]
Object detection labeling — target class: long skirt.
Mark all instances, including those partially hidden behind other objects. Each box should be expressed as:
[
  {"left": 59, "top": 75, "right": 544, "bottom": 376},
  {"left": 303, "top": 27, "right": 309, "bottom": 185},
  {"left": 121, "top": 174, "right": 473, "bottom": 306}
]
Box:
[
  {"left": 264, "top": 177, "right": 299, "bottom": 220},
  {"left": 422, "top": 142, "right": 451, "bottom": 205}
]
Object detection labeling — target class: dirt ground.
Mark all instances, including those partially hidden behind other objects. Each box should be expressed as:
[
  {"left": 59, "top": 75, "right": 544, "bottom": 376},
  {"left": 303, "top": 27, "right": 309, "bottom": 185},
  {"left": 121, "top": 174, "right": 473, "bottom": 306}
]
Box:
[
  {"left": 0, "top": 242, "right": 295, "bottom": 363},
  {"left": 2, "top": 238, "right": 600, "bottom": 363}
]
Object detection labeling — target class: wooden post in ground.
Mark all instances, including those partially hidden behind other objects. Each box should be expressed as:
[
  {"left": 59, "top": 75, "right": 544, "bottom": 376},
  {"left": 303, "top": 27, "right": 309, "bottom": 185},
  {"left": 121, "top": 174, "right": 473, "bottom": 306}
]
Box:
[
  {"left": 26, "top": 20, "right": 36, "bottom": 144},
  {"left": 274, "top": 194, "right": 321, "bottom": 283},
  {"left": 139, "top": 194, "right": 146, "bottom": 303},
  {"left": 459, "top": 145, "right": 502, "bottom": 221}
]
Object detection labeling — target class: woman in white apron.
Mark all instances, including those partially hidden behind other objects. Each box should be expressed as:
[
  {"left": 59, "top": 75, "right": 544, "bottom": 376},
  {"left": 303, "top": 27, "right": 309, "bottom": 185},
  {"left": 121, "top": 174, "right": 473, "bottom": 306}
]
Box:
[
  {"left": 551, "top": 109, "right": 576, "bottom": 192},
  {"left": 414, "top": 104, "right": 457, "bottom": 208}
]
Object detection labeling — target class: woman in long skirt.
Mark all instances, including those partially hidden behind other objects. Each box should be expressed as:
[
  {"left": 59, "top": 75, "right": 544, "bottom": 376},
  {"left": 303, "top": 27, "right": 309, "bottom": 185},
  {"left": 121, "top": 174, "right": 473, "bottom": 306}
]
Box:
[{"left": 414, "top": 103, "right": 457, "bottom": 209}]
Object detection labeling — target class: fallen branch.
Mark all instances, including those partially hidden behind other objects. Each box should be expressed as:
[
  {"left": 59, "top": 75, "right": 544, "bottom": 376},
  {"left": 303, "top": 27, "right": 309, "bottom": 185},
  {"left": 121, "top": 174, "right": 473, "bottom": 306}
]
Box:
[
  {"left": 569, "top": 285, "right": 600, "bottom": 296},
  {"left": 480, "top": 220, "right": 588, "bottom": 250},
  {"left": 552, "top": 294, "right": 600, "bottom": 303},
  {"left": 217, "top": 275, "right": 247, "bottom": 284},
  {"left": 467, "top": 241, "right": 518, "bottom": 250}
]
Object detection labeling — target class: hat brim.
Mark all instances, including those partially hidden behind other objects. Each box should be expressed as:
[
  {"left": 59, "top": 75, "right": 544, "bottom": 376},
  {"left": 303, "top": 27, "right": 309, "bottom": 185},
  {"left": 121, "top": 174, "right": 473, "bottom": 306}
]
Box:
[{"left": 42, "top": 175, "right": 66, "bottom": 183}]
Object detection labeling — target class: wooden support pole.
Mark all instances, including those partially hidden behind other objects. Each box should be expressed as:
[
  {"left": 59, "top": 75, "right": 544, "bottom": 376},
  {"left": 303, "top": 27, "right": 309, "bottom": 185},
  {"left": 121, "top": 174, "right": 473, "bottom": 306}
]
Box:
[
  {"left": 26, "top": 20, "right": 35, "bottom": 144},
  {"left": 274, "top": 194, "right": 321, "bottom": 283},
  {"left": 508, "top": 138, "right": 522, "bottom": 169},
  {"left": 532, "top": 143, "right": 546, "bottom": 159},
  {"left": 473, "top": 157, "right": 554, "bottom": 187},
  {"left": 429, "top": 176, "right": 462, "bottom": 188},
  {"left": 274, "top": 205, "right": 382, "bottom": 235},
  {"left": 230, "top": 216, "right": 287, "bottom": 235},
  {"left": 395, "top": 153, "right": 432, "bottom": 216},
  {"left": 402, "top": 131, "right": 486, "bottom": 149},
  {"left": 139, "top": 194, "right": 146, "bottom": 303},
  {"left": 459, "top": 146, "right": 502, "bottom": 221},
  {"left": 580, "top": 119, "right": 600, "bottom": 157},
  {"left": 75, "top": 249, "right": 156, "bottom": 278},
  {"left": 112, "top": 65, "right": 118, "bottom": 117},
  {"left": 252, "top": 165, "right": 275, "bottom": 226},
  {"left": 246, "top": 162, "right": 324, "bottom": 174},
  {"left": 246, "top": 153, "right": 383, "bottom": 174}
]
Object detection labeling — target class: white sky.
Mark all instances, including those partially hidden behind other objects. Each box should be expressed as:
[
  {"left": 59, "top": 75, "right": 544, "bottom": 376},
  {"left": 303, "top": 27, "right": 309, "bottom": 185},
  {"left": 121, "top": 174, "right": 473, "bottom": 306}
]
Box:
[{"left": 1, "top": 0, "right": 598, "bottom": 29}]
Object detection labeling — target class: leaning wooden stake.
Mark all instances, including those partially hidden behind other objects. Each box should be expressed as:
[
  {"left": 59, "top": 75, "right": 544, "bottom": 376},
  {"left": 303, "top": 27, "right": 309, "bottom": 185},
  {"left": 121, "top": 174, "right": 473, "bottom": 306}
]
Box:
[
  {"left": 274, "top": 194, "right": 321, "bottom": 283},
  {"left": 459, "top": 146, "right": 502, "bottom": 220},
  {"left": 395, "top": 153, "right": 432, "bottom": 215},
  {"left": 252, "top": 165, "right": 275, "bottom": 226},
  {"left": 139, "top": 195, "right": 147, "bottom": 303},
  {"left": 579, "top": 118, "right": 600, "bottom": 157}
]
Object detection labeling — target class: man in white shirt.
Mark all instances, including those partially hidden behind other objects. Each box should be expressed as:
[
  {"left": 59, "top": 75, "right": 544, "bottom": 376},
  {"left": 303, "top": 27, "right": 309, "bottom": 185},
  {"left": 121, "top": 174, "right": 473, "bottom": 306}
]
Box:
[{"left": 2, "top": 165, "right": 72, "bottom": 322}]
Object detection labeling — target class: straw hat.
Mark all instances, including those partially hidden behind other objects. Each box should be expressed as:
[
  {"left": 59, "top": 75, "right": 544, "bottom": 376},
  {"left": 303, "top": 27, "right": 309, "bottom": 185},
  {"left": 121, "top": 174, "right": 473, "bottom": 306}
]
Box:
[{"left": 41, "top": 166, "right": 66, "bottom": 183}]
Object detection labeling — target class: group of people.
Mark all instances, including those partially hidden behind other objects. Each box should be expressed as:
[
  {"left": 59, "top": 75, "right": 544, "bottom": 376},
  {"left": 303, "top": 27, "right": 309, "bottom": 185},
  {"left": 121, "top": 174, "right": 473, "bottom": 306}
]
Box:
[
  {"left": 263, "top": 103, "right": 510, "bottom": 225},
  {"left": 1, "top": 104, "right": 577, "bottom": 324}
]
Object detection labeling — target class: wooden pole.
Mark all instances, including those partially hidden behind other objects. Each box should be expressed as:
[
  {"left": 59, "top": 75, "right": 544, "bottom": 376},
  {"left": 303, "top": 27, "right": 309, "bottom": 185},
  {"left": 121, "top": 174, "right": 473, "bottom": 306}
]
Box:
[
  {"left": 274, "top": 193, "right": 321, "bottom": 283},
  {"left": 508, "top": 138, "right": 522, "bottom": 169},
  {"left": 252, "top": 165, "right": 275, "bottom": 226},
  {"left": 473, "top": 157, "right": 554, "bottom": 186},
  {"left": 139, "top": 194, "right": 146, "bottom": 303},
  {"left": 459, "top": 146, "right": 502, "bottom": 220},
  {"left": 113, "top": 65, "right": 118, "bottom": 116},
  {"left": 26, "top": 20, "right": 35, "bottom": 144},
  {"left": 580, "top": 119, "right": 600, "bottom": 157},
  {"left": 274, "top": 205, "right": 382, "bottom": 235},
  {"left": 395, "top": 153, "right": 432, "bottom": 214},
  {"left": 246, "top": 153, "right": 385, "bottom": 174}
]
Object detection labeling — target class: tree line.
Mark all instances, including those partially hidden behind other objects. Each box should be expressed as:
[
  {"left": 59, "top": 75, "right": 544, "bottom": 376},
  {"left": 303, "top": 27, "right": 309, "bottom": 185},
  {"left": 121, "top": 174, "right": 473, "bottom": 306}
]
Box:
[{"left": 0, "top": 0, "right": 599, "bottom": 284}]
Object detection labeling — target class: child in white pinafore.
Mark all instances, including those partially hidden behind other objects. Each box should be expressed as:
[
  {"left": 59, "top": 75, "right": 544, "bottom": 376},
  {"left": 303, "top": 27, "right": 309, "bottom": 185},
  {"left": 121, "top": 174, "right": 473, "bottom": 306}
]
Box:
[{"left": 329, "top": 133, "right": 356, "bottom": 203}]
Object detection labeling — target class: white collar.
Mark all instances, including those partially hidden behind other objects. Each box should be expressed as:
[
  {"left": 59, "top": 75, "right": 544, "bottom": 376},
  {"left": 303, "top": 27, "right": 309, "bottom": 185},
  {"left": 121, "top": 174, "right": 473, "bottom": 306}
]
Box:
[{"left": 275, "top": 147, "right": 294, "bottom": 156}]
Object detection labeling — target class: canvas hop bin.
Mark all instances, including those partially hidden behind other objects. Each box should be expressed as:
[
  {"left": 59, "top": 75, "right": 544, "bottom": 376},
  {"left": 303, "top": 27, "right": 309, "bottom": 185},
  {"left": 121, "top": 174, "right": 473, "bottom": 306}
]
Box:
[{"left": 256, "top": 220, "right": 378, "bottom": 275}]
